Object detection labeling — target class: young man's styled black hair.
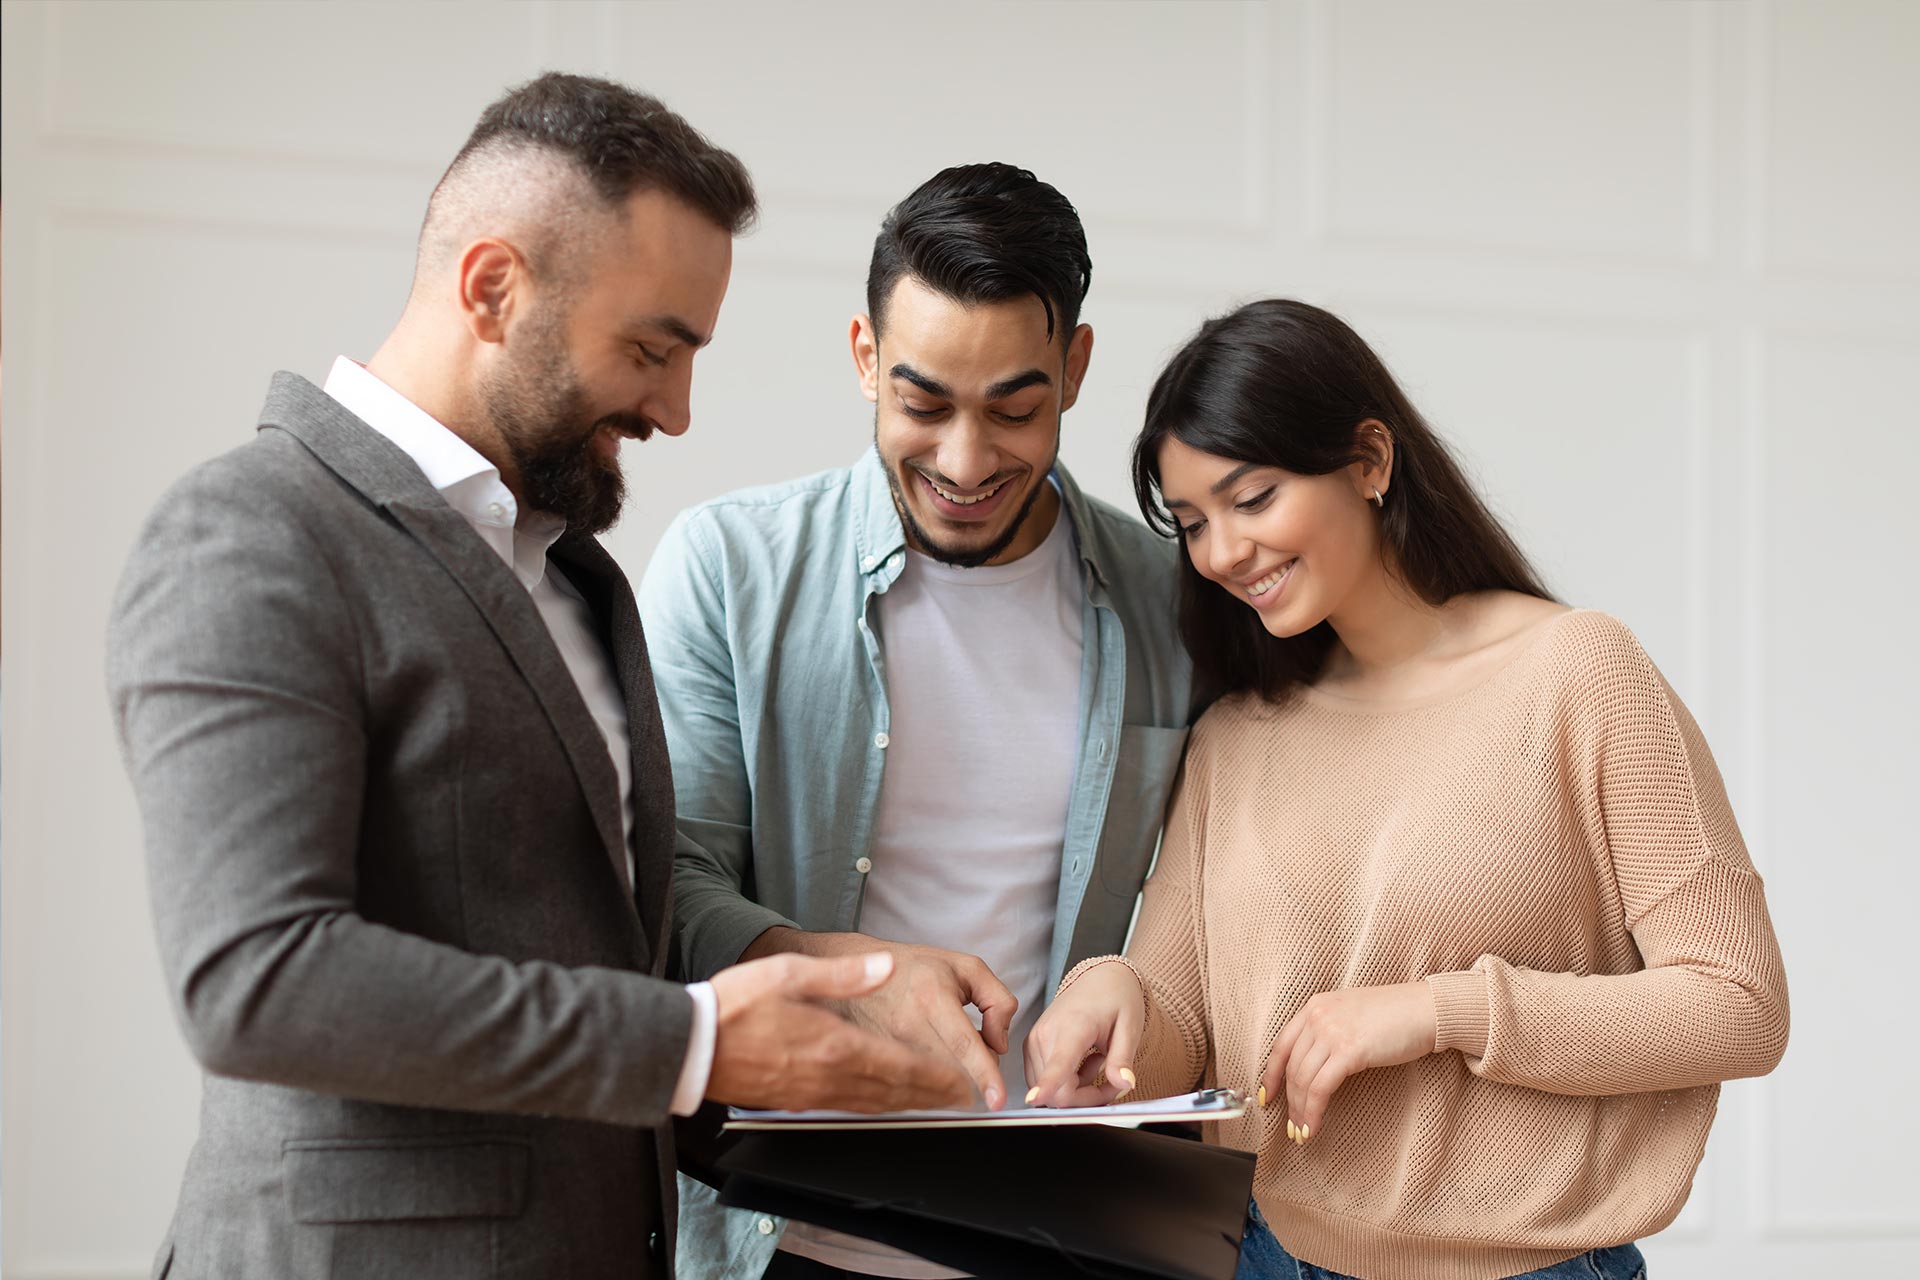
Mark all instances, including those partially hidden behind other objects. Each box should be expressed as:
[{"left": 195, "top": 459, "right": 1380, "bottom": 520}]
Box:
[{"left": 865, "top": 163, "right": 1091, "bottom": 343}]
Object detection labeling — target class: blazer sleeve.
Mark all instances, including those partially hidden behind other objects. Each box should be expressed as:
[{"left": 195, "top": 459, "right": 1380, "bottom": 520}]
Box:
[
  {"left": 637, "top": 509, "right": 798, "bottom": 981},
  {"left": 108, "top": 462, "right": 693, "bottom": 1127}
]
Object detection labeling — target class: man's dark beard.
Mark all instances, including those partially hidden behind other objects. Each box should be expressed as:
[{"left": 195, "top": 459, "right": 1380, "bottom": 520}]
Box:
[
  {"left": 481, "top": 320, "right": 639, "bottom": 536},
  {"left": 883, "top": 454, "right": 1052, "bottom": 569}
]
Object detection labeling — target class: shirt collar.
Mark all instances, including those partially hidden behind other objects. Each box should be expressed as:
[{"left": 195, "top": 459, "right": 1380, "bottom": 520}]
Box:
[
  {"left": 321, "top": 356, "right": 567, "bottom": 587},
  {"left": 848, "top": 445, "right": 1111, "bottom": 595}
]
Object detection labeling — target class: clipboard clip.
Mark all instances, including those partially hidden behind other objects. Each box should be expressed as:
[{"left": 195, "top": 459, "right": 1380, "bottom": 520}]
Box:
[{"left": 1191, "top": 1088, "right": 1246, "bottom": 1107}]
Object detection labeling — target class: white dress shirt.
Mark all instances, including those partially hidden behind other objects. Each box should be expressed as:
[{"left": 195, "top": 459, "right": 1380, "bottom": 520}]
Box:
[{"left": 322, "top": 356, "right": 715, "bottom": 1116}]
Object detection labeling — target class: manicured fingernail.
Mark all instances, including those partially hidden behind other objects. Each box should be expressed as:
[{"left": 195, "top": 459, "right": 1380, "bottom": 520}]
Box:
[
  {"left": 864, "top": 953, "right": 892, "bottom": 982},
  {"left": 986, "top": 1088, "right": 1003, "bottom": 1109},
  {"left": 1117, "top": 1067, "right": 1136, "bottom": 1088},
  {"left": 1257, "top": 1085, "right": 1267, "bottom": 1107},
  {"left": 1025, "top": 1087, "right": 1040, "bottom": 1104},
  {"left": 1300, "top": 1125, "right": 1311, "bottom": 1142},
  {"left": 1285, "top": 1120, "right": 1296, "bottom": 1141}
]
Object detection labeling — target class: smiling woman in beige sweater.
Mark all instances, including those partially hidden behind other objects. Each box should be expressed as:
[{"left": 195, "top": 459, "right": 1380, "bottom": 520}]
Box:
[{"left": 1024, "top": 300, "right": 1788, "bottom": 1280}]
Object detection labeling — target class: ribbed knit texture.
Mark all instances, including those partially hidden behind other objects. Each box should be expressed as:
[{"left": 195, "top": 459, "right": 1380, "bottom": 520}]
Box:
[{"left": 1118, "top": 610, "right": 1788, "bottom": 1280}]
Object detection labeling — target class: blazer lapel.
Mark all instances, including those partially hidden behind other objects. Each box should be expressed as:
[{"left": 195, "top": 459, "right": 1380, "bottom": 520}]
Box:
[
  {"left": 388, "top": 502, "right": 635, "bottom": 897},
  {"left": 257, "top": 373, "right": 636, "bottom": 913},
  {"left": 551, "top": 533, "right": 677, "bottom": 977}
]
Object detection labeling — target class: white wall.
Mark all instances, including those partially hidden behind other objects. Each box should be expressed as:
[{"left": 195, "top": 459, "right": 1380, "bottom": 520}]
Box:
[{"left": 4, "top": 1, "right": 1916, "bottom": 1275}]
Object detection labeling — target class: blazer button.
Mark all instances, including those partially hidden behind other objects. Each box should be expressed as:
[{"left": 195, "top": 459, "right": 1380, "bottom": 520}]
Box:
[{"left": 855, "top": 857, "right": 873, "bottom": 874}]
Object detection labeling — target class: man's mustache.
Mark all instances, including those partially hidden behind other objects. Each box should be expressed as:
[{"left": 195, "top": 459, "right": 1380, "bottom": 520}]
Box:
[{"left": 594, "top": 412, "right": 655, "bottom": 442}]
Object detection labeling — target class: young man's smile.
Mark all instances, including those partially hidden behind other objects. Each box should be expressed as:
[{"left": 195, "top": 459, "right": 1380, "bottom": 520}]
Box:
[{"left": 856, "top": 278, "right": 1092, "bottom": 569}]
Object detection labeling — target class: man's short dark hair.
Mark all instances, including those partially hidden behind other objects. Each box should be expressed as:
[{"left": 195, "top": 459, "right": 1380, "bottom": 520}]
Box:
[
  {"left": 448, "top": 72, "right": 757, "bottom": 235},
  {"left": 865, "top": 163, "right": 1092, "bottom": 344}
]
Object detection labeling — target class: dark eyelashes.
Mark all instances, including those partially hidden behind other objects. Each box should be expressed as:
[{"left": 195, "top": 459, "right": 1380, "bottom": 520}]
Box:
[
  {"left": 1178, "top": 487, "right": 1275, "bottom": 539},
  {"left": 900, "top": 406, "right": 1039, "bottom": 425},
  {"left": 1237, "top": 487, "right": 1276, "bottom": 512}
]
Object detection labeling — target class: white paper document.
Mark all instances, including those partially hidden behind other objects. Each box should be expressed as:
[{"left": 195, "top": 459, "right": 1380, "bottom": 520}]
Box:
[{"left": 723, "top": 1087, "right": 1248, "bottom": 1131}]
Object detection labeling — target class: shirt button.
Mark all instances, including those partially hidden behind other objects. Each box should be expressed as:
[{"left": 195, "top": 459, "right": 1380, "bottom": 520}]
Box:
[
  {"left": 855, "top": 857, "right": 873, "bottom": 874},
  {"left": 758, "top": 1217, "right": 775, "bottom": 1235},
  {"left": 862, "top": 555, "right": 878, "bottom": 571},
  {"left": 486, "top": 502, "right": 507, "bottom": 521},
  {"left": 874, "top": 732, "right": 890, "bottom": 749}
]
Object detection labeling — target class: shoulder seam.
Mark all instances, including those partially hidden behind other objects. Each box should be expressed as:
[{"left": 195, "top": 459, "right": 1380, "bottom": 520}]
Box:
[{"left": 681, "top": 469, "right": 851, "bottom": 518}]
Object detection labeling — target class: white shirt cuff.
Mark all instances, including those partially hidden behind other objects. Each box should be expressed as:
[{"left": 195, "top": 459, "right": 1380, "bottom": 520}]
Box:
[{"left": 670, "top": 981, "right": 718, "bottom": 1117}]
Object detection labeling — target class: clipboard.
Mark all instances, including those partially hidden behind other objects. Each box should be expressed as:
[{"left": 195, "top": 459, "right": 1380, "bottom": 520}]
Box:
[
  {"left": 716, "top": 1117, "right": 1257, "bottom": 1279},
  {"left": 723, "top": 1087, "right": 1247, "bottom": 1131}
]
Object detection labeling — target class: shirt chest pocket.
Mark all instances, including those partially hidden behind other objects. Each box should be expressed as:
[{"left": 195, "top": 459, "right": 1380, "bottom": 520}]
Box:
[{"left": 1094, "top": 723, "right": 1192, "bottom": 897}]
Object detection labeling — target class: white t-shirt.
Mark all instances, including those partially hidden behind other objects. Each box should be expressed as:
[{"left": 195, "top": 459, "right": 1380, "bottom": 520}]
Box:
[{"left": 779, "top": 503, "right": 1085, "bottom": 1279}]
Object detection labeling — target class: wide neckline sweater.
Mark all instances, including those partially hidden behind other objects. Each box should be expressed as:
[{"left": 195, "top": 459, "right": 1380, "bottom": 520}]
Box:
[{"left": 1115, "top": 609, "right": 1788, "bottom": 1280}]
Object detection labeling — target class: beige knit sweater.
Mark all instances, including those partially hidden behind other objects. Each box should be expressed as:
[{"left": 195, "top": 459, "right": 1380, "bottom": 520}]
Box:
[{"left": 1109, "top": 610, "right": 1788, "bottom": 1280}]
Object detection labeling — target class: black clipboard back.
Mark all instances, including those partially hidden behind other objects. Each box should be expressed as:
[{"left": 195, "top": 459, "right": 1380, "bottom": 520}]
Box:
[{"left": 716, "top": 1121, "right": 1255, "bottom": 1280}]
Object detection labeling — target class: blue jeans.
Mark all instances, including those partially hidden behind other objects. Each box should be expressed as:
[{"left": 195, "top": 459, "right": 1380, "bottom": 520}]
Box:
[{"left": 1235, "top": 1199, "right": 1647, "bottom": 1280}]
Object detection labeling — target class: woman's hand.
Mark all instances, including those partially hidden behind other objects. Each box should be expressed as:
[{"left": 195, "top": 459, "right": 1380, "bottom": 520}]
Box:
[
  {"left": 1260, "top": 982, "right": 1437, "bottom": 1143},
  {"left": 1022, "top": 961, "right": 1147, "bottom": 1108}
]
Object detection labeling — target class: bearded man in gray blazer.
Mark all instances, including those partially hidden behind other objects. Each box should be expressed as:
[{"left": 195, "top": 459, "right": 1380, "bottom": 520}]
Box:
[{"left": 107, "top": 74, "right": 968, "bottom": 1280}]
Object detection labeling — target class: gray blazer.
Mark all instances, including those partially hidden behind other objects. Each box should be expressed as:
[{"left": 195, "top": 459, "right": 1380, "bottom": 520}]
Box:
[{"left": 108, "top": 373, "right": 692, "bottom": 1280}]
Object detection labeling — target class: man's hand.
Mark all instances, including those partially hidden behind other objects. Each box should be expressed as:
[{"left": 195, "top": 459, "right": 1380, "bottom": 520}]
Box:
[
  {"left": 742, "top": 928, "right": 1020, "bottom": 1110},
  {"left": 705, "top": 951, "right": 974, "bottom": 1112}
]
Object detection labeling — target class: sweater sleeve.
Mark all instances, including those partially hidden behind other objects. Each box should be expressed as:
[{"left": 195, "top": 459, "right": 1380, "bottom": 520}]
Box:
[
  {"left": 1119, "top": 719, "right": 1215, "bottom": 1100},
  {"left": 1426, "top": 618, "right": 1789, "bottom": 1096}
]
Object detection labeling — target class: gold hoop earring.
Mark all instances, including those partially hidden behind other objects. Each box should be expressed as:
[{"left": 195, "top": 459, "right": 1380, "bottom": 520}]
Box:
[{"left": 1370, "top": 488, "right": 1385, "bottom": 509}]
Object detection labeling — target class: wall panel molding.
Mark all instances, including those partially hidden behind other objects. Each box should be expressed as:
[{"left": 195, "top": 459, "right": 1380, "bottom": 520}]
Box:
[
  {"left": 7, "top": 3, "right": 1918, "bottom": 1274},
  {"left": 37, "top": 0, "right": 550, "bottom": 170},
  {"left": 1748, "top": 330, "right": 1920, "bottom": 1240},
  {"left": 1302, "top": 0, "right": 1717, "bottom": 271}
]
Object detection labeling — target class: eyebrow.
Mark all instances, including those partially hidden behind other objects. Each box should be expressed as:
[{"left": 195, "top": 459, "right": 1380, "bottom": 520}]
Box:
[
  {"left": 889, "top": 364, "right": 1053, "bottom": 402},
  {"left": 985, "top": 369, "right": 1052, "bottom": 400},
  {"left": 1162, "top": 462, "right": 1264, "bottom": 509},
  {"left": 1209, "top": 462, "right": 1262, "bottom": 495},
  {"left": 635, "top": 315, "right": 711, "bottom": 349},
  {"left": 889, "top": 364, "right": 950, "bottom": 398}
]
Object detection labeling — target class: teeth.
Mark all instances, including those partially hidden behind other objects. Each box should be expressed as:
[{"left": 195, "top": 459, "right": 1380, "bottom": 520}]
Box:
[
  {"left": 1248, "top": 561, "right": 1295, "bottom": 597},
  {"left": 931, "top": 479, "right": 1003, "bottom": 506}
]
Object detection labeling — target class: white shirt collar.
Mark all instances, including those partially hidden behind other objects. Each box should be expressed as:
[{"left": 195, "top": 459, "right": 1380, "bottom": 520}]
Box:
[{"left": 322, "top": 356, "right": 567, "bottom": 590}]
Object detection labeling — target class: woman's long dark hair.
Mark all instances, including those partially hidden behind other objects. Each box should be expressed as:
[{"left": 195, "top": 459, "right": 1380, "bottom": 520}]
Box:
[{"left": 1133, "top": 299, "right": 1552, "bottom": 703}]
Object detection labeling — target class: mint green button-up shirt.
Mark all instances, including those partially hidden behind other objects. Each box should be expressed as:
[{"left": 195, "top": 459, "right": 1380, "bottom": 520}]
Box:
[{"left": 637, "top": 448, "right": 1194, "bottom": 1278}]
